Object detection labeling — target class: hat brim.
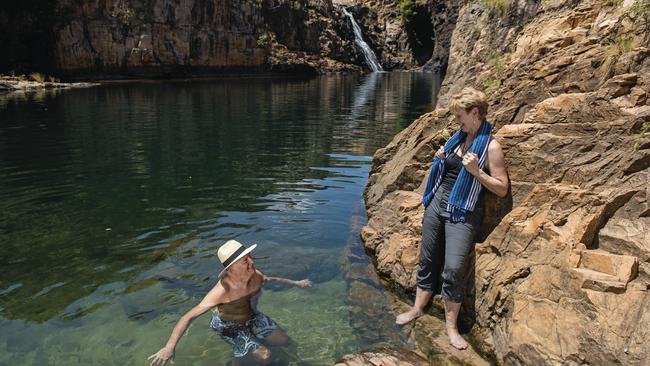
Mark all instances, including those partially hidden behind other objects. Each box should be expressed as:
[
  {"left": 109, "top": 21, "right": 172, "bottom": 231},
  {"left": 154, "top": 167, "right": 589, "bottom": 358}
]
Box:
[{"left": 218, "top": 244, "right": 257, "bottom": 278}]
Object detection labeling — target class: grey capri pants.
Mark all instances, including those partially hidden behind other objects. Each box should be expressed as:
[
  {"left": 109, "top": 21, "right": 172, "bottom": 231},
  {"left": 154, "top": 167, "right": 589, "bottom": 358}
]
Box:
[{"left": 416, "top": 196, "right": 483, "bottom": 302}]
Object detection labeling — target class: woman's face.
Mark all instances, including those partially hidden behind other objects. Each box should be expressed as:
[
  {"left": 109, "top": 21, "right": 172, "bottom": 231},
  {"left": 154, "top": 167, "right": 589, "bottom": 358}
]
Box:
[{"left": 453, "top": 107, "right": 480, "bottom": 133}]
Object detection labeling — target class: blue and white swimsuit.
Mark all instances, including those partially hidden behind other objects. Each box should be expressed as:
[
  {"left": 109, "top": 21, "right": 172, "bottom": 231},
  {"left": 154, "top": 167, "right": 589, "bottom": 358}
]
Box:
[{"left": 209, "top": 290, "right": 278, "bottom": 357}]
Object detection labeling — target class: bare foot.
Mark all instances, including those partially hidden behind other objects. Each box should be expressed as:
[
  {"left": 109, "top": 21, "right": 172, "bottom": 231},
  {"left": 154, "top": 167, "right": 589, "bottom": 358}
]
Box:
[
  {"left": 395, "top": 308, "right": 424, "bottom": 325},
  {"left": 447, "top": 328, "right": 468, "bottom": 350}
]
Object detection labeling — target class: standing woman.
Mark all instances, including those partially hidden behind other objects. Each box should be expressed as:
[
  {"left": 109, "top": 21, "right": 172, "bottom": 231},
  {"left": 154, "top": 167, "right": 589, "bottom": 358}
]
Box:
[
  {"left": 148, "top": 240, "right": 312, "bottom": 366},
  {"left": 395, "top": 87, "right": 508, "bottom": 350}
]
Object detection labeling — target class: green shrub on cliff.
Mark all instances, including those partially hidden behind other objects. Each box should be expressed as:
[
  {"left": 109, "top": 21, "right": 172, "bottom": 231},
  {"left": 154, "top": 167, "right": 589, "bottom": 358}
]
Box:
[
  {"left": 628, "top": 0, "right": 650, "bottom": 20},
  {"left": 257, "top": 32, "right": 276, "bottom": 47},
  {"left": 605, "top": 35, "right": 635, "bottom": 57},
  {"left": 481, "top": 48, "right": 510, "bottom": 90},
  {"left": 634, "top": 122, "right": 650, "bottom": 152},
  {"left": 109, "top": 2, "right": 134, "bottom": 24},
  {"left": 598, "top": 35, "right": 636, "bottom": 84},
  {"left": 399, "top": 0, "right": 418, "bottom": 22},
  {"left": 482, "top": 78, "right": 500, "bottom": 90},
  {"left": 488, "top": 49, "right": 507, "bottom": 76},
  {"left": 483, "top": 0, "right": 510, "bottom": 17}
]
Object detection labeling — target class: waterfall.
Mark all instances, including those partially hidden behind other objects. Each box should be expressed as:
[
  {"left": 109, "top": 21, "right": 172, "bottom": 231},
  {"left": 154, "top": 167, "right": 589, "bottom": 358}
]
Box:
[{"left": 342, "top": 8, "right": 384, "bottom": 72}]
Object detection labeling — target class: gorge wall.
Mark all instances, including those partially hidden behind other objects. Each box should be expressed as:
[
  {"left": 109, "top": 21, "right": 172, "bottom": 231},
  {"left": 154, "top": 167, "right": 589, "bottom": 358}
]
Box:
[
  {"left": 362, "top": 0, "right": 650, "bottom": 365},
  {"left": 342, "top": 0, "right": 459, "bottom": 73},
  {"left": 2, "top": 0, "right": 401, "bottom": 78},
  {"left": 52, "top": 0, "right": 363, "bottom": 77},
  {"left": 1, "top": 0, "right": 457, "bottom": 78}
]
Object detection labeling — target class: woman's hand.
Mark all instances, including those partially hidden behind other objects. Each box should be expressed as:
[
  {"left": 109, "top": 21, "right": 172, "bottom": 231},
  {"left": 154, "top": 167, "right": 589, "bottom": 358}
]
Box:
[
  {"left": 148, "top": 346, "right": 174, "bottom": 366},
  {"left": 462, "top": 152, "right": 480, "bottom": 176},
  {"left": 436, "top": 146, "right": 446, "bottom": 160},
  {"left": 294, "top": 279, "right": 313, "bottom": 288}
]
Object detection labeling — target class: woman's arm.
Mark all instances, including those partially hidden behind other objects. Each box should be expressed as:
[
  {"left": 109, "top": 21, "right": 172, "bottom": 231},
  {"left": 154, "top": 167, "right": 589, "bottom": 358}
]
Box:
[
  {"left": 462, "top": 139, "right": 509, "bottom": 198},
  {"left": 148, "top": 284, "right": 225, "bottom": 366}
]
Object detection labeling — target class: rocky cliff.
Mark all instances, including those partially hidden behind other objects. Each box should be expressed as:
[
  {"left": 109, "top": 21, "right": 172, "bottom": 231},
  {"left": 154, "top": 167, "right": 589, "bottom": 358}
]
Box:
[
  {"left": 3, "top": 0, "right": 400, "bottom": 77},
  {"left": 2, "top": 0, "right": 456, "bottom": 77},
  {"left": 340, "top": 0, "right": 458, "bottom": 74},
  {"left": 52, "top": 0, "right": 368, "bottom": 77},
  {"left": 362, "top": 0, "right": 650, "bottom": 365}
]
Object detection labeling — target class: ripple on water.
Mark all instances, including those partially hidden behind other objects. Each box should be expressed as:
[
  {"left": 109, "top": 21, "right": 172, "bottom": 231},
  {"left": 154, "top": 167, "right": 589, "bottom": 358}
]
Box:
[{"left": 0, "top": 73, "right": 436, "bottom": 365}]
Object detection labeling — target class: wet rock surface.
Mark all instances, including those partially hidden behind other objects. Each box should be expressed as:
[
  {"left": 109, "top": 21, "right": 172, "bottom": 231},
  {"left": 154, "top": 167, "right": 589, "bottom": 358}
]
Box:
[
  {"left": 341, "top": 217, "right": 491, "bottom": 365},
  {"left": 362, "top": 1, "right": 650, "bottom": 365},
  {"left": 0, "top": 76, "right": 98, "bottom": 93}
]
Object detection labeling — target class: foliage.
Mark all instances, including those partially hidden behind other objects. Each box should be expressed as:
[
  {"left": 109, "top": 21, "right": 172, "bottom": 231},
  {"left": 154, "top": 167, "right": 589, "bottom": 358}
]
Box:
[
  {"left": 109, "top": 1, "right": 134, "bottom": 23},
  {"left": 399, "top": 0, "right": 418, "bottom": 22},
  {"left": 482, "top": 78, "right": 500, "bottom": 89},
  {"left": 605, "top": 35, "right": 635, "bottom": 57},
  {"left": 482, "top": 0, "right": 510, "bottom": 18},
  {"left": 628, "top": 0, "right": 650, "bottom": 17},
  {"left": 440, "top": 129, "right": 453, "bottom": 142},
  {"left": 28, "top": 72, "right": 45, "bottom": 83},
  {"left": 488, "top": 48, "right": 507, "bottom": 77},
  {"left": 257, "top": 32, "right": 276, "bottom": 48},
  {"left": 634, "top": 122, "right": 650, "bottom": 151},
  {"left": 481, "top": 48, "right": 508, "bottom": 89},
  {"left": 598, "top": 35, "right": 635, "bottom": 84}
]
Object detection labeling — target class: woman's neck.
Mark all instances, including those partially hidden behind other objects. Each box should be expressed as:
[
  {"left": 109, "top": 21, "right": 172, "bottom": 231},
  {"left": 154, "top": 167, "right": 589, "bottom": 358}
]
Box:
[{"left": 466, "top": 119, "right": 482, "bottom": 137}]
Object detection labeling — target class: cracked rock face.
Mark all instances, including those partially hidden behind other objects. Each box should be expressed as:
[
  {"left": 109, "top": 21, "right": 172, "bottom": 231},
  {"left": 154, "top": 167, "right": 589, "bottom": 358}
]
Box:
[
  {"left": 341, "top": 0, "right": 459, "bottom": 72},
  {"left": 52, "top": 0, "right": 364, "bottom": 77},
  {"left": 362, "top": 1, "right": 649, "bottom": 365}
]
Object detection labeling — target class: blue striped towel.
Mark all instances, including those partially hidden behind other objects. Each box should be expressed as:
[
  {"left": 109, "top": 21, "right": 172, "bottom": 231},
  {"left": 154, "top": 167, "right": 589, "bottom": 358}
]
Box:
[{"left": 422, "top": 120, "right": 492, "bottom": 222}]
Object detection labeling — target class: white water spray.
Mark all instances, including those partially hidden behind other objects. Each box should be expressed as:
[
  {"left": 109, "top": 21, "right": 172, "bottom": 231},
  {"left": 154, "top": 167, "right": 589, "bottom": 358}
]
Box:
[{"left": 342, "top": 8, "right": 384, "bottom": 72}]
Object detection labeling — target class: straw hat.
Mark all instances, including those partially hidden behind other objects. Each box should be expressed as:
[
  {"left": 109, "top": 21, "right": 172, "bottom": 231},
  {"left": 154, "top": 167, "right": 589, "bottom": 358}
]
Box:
[{"left": 218, "top": 240, "right": 257, "bottom": 278}]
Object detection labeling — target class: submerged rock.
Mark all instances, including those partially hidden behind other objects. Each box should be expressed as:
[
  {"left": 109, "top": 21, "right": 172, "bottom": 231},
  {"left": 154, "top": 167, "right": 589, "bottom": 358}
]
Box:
[
  {"left": 334, "top": 298, "right": 492, "bottom": 366},
  {"left": 335, "top": 345, "right": 431, "bottom": 366}
]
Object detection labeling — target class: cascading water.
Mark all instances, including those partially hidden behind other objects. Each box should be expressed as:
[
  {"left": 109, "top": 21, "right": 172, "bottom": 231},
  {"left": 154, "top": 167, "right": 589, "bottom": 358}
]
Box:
[{"left": 342, "top": 8, "right": 384, "bottom": 72}]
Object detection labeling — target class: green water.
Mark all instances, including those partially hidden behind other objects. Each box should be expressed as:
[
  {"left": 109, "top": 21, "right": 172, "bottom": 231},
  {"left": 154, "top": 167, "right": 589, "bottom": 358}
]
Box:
[{"left": 0, "top": 73, "right": 436, "bottom": 365}]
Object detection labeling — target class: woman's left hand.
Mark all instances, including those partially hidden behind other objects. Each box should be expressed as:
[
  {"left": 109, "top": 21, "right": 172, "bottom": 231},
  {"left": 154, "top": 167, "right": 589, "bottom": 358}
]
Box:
[{"left": 462, "top": 152, "right": 480, "bottom": 176}]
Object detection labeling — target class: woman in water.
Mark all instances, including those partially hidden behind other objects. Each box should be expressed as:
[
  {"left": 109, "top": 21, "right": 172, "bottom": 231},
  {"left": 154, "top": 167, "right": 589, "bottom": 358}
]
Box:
[
  {"left": 395, "top": 87, "right": 509, "bottom": 350},
  {"left": 148, "top": 240, "right": 312, "bottom": 365}
]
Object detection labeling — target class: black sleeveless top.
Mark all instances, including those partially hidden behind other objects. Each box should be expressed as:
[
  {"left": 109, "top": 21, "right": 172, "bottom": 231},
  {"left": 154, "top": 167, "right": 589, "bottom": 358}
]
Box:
[{"left": 433, "top": 151, "right": 485, "bottom": 218}]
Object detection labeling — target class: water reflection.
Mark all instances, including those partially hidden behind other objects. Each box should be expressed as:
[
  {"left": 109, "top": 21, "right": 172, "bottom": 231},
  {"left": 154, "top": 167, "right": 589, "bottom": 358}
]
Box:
[{"left": 0, "top": 73, "right": 434, "bottom": 365}]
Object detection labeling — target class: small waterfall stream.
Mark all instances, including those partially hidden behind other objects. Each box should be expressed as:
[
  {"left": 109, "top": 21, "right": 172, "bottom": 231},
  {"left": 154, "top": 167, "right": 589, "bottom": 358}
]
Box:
[{"left": 342, "top": 8, "right": 384, "bottom": 72}]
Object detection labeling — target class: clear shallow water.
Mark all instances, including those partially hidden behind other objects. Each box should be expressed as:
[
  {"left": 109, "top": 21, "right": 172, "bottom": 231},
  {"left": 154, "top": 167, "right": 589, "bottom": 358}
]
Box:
[{"left": 0, "top": 73, "right": 436, "bottom": 365}]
